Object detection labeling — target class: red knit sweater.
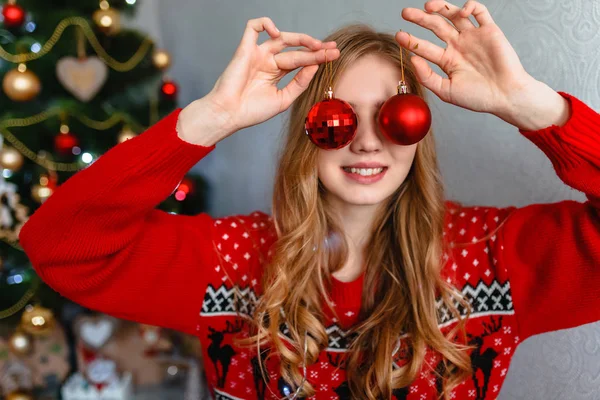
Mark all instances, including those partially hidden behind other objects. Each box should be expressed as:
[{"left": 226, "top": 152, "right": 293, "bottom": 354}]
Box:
[{"left": 19, "top": 91, "right": 600, "bottom": 400}]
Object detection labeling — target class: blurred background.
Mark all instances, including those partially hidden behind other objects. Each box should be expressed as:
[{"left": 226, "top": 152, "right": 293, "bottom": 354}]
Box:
[
  {"left": 0, "top": 0, "right": 210, "bottom": 399},
  {"left": 0, "top": 0, "right": 599, "bottom": 399}
]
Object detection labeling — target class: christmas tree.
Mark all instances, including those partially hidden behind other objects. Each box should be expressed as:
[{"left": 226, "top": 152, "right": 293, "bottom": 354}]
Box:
[{"left": 0, "top": 1, "right": 208, "bottom": 398}]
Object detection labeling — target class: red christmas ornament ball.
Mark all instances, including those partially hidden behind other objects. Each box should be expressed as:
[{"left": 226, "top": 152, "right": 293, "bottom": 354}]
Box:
[
  {"left": 378, "top": 93, "right": 432, "bottom": 145},
  {"left": 305, "top": 98, "right": 357, "bottom": 150},
  {"left": 2, "top": 3, "right": 26, "bottom": 28},
  {"left": 161, "top": 80, "right": 178, "bottom": 99},
  {"left": 177, "top": 177, "right": 194, "bottom": 195},
  {"left": 54, "top": 132, "right": 79, "bottom": 154},
  {"left": 174, "top": 177, "right": 194, "bottom": 201}
]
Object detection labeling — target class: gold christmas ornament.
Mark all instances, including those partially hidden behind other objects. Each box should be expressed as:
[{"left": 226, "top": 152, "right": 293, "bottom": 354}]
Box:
[
  {"left": 6, "top": 392, "right": 34, "bottom": 400},
  {"left": 152, "top": 49, "right": 171, "bottom": 71},
  {"left": 0, "top": 146, "right": 24, "bottom": 171},
  {"left": 31, "top": 175, "right": 56, "bottom": 204},
  {"left": 92, "top": 6, "right": 120, "bottom": 36},
  {"left": 31, "top": 182, "right": 54, "bottom": 204},
  {"left": 117, "top": 126, "right": 137, "bottom": 143},
  {"left": 20, "top": 305, "right": 55, "bottom": 336},
  {"left": 8, "top": 331, "right": 32, "bottom": 356},
  {"left": 2, "top": 64, "right": 41, "bottom": 102}
]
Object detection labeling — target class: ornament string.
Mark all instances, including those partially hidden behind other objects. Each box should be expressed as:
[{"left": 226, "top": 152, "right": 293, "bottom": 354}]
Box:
[
  {"left": 399, "top": 31, "right": 406, "bottom": 83},
  {"left": 76, "top": 26, "right": 86, "bottom": 60},
  {"left": 0, "top": 16, "right": 152, "bottom": 72},
  {"left": 324, "top": 49, "right": 333, "bottom": 100},
  {"left": 398, "top": 30, "right": 411, "bottom": 95}
]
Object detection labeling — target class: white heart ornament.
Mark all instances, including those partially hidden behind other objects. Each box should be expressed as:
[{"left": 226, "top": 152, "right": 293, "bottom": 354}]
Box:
[
  {"left": 80, "top": 319, "right": 114, "bottom": 349},
  {"left": 56, "top": 56, "right": 108, "bottom": 102}
]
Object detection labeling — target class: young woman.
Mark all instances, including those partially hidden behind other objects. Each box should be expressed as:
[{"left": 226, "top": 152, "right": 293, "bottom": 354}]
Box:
[{"left": 19, "top": 1, "right": 600, "bottom": 399}]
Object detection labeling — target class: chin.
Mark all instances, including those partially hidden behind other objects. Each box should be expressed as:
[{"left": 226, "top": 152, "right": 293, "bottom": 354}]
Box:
[
  {"left": 336, "top": 190, "right": 389, "bottom": 207},
  {"left": 320, "top": 171, "right": 402, "bottom": 208}
]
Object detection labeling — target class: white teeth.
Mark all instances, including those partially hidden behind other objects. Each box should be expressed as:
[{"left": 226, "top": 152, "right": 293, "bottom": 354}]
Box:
[{"left": 343, "top": 167, "right": 384, "bottom": 176}]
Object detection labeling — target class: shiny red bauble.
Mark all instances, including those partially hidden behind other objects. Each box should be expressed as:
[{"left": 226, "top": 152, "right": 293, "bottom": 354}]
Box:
[
  {"left": 174, "top": 177, "right": 194, "bottom": 201},
  {"left": 161, "top": 80, "right": 178, "bottom": 99},
  {"left": 378, "top": 93, "right": 432, "bottom": 145},
  {"left": 305, "top": 97, "right": 357, "bottom": 150},
  {"left": 54, "top": 132, "right": 79, "bottom": 154},
  {"left": 2, "top": 3, "right": 26, "bottom": 28}
]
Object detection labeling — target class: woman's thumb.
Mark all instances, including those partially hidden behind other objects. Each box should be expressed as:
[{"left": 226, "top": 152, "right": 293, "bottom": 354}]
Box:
[
  {"left": 280, "top": 64, "right": 319, "bottom": 110},
  {"left": 410, "top": 55, "right": 447, "bottom": 102}
]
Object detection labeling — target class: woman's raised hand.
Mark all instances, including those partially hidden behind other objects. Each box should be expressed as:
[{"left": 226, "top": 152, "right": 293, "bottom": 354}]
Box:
[
  {"left": 178, "top": 17, "right": 339, "bottom": 146},
  {"left": 396, "top": 0, "right": 536, "bottom": 119}
]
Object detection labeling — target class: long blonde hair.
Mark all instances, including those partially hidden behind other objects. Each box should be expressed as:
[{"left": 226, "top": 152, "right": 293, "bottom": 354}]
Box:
[{"left": 243, "top": 23, "right": 476, "bottom": 399}]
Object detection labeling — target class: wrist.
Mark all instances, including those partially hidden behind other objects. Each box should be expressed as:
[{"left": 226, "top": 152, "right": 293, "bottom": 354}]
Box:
[
  {"left": 496, "top": 78, "right": 570, "bottom": 131},
  {"left": 177, "top": 94, "right": 237, "bottom": 147}
]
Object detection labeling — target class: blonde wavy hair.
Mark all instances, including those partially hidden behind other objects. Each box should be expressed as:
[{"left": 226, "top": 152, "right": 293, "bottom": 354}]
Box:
[{"left": 241, "top": 23, "right": 482, "bottom": 399}]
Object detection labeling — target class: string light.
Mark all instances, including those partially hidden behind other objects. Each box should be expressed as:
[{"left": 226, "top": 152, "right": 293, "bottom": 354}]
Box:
[
  {"left": 175, "top": 191, "right": 186, "bottom": 201},
  {"left": 81, "top": 152, "right": 93, "bottom": 164}
]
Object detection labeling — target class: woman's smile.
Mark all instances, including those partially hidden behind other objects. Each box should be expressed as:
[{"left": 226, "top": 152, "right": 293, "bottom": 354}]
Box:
[{"left": 341, "top": 166, "right": 388, "bottom": 184}]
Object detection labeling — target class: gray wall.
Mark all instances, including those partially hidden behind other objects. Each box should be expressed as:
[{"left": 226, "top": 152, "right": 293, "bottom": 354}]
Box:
[{"left": 129, "top": 1, "right": 600, "bottom": 398}]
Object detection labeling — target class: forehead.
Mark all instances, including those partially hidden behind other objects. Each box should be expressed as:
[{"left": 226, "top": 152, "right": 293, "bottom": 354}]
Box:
[{"left": 334, "top": 53, "right": 404, "bottom": 106}]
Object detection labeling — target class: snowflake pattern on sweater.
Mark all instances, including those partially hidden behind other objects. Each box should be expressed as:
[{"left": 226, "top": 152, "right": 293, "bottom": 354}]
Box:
[{"left": 18, "top": 91, "right": 600, "bottom": 400}]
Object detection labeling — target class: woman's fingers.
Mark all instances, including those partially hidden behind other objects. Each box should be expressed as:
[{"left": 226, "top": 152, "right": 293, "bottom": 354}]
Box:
[
  {"left": 424, "top": 0, "right": 476, "bottom": 31},
  {"left": 263, "top": 31, "right": 323, "bottom": 54},
  {"left": 322, "top": 41, "right": 338, "bottom": 48},
  {"left": 240, "top": 17, "right": 281, "bottom": 49},
  {"left": 274, "top": 48, "right": 340, "bottom": 71},
  {"left": 401, "top": 7, "right": 459, "bottom": 43},
  {"left": 460, "top": 0, "right": 495, "bottom": 26},
  {"left": 409, "top": 54, "right": 451, "bottom": 102},
  {"left": 280, "top": 65, "right": 319, "bottom": 110},
  {"left": 276, "top": 47, "right": 340, "bottom": 109},
  {"left": 395, "top": 30, "right": 446, "bottom": 69}
]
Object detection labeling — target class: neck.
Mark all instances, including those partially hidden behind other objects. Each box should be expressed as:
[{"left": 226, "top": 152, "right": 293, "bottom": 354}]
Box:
[
  {"left": 338, "top": 204, "right": 377, "bottom": 250},
  {"left": 326, "top": 194, "right": 384, "bottom": 281}
]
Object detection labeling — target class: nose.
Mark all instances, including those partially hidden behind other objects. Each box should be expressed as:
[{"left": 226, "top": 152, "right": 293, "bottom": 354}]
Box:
[{"left": 348, "top": 113, "right": 384, "bottom": 154}]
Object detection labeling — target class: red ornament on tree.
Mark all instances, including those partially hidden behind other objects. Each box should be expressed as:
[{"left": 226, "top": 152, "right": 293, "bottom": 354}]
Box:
[
  {"left": 2, "top": 0, "right": 26, "bottom": 28},
  {"left": 305, "top": 86, "right": 357, "bottom": 150},
  {"left": 161, "top": 79, "right": 178, "bottom": 99},
  {"left": 378, "top": 81, "right": 431, "bottom": 145},
  {"left": 55, "top": 125, "right": 79, "bottom": 155},
  {"left": 174, "top": 177, "right": 194, "bottom": 201}
]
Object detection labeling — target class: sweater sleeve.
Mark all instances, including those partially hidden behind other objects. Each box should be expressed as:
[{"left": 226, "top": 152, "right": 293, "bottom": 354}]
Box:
[
  {"left": 497, "top": 91, "right": 600, "bottom": 341},
  {"left": 18, "top": 109, "right": 218, "bottom": 336}
]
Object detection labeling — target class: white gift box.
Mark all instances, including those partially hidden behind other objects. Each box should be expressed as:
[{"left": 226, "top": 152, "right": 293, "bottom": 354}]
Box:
[{"left": 61, "top": 372, "right": 133, "bottom": 400}]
